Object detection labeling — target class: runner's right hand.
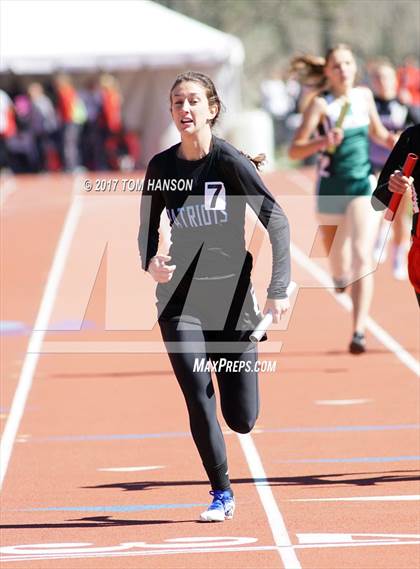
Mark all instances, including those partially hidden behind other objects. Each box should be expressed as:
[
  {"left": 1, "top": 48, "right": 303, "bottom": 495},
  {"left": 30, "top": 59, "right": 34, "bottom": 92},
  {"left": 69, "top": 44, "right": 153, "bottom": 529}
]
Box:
[
  {"left": 389, "top": 170, "right": 414, "bottom": 194},
  {"left": 324, "top": 127, "right": 344, "bottom": 149},
  {"left": 148, "top": 255, "right": 176, "bottom": 283}
]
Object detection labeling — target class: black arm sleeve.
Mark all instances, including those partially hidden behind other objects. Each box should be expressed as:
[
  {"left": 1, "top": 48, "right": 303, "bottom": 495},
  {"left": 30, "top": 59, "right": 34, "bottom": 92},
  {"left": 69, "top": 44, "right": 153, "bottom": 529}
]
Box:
[
  {"left": 138, "top": 158, "right": 165, "bottom": 271},
  {"left": 372, "top": 128, "right": 412, "bottom": 211},
  {"left": 221, "top": 152, "right": 291, "bottom": 299}
]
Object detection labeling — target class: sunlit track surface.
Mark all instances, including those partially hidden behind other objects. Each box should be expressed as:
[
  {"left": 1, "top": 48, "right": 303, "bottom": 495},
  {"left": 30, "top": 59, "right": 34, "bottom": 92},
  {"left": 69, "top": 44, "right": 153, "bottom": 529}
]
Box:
[{"left": 1, "top": 170, "right": 419, "bottom": 569}]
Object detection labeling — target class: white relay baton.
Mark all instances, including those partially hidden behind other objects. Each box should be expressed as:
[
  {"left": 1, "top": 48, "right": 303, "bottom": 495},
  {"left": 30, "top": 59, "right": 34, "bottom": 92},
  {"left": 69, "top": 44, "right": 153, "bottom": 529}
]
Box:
[{"left": 250, "top": 281, "right": 297, "bottom": 343}]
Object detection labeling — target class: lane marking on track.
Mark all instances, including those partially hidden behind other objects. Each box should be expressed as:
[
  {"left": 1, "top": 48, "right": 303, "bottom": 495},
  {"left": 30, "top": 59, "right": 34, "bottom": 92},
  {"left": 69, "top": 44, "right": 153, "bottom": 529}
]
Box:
[
  {"left": 290, "top": 243, "right": 420, "bottom": 376},
  {"left": 296, "top": 533, "right": 420, "bottom": 547},
  {"left": 17, "top": 503, "right": 206, "bottom": 513},
  {"left": 15, "top": 435, "right": 31, "bottom": 443},
  {"left": 290, "top": 494, "right": 420, "bottom": 502},
  {"left": 0, "top": 176, "right": 17, "bottom": 209},
  {"left": 39, "top": 341, "right": 284, "bottom": 353},
  {"left": 238, "top": 433, "right": 302, "bottom": 569},
  {"left": 276, "top": 455, "right": 420, "bottom": 464},
  {"left": 247, "top": 423, "right": 419, "bottom": 433},
  {"left": 0, "top": 179, "right": 83, "bottom": 489},
  {"left": 29, "top": 431, "right": 191, "bottom": 442},
  {"left": 97, "top": 466, "right": 164, "bottom": 472},
  {"left": 19, "top": 423, "right": 418, "bottom": 444},
  {"left": 315, "top": 399, "right": 372, "bottom": 406},
  {"left": 0, "top": 321, "right": 29, "bottom": 335},
  {"left": 1, "top": 534, "right": 419, "bottom": 563}
]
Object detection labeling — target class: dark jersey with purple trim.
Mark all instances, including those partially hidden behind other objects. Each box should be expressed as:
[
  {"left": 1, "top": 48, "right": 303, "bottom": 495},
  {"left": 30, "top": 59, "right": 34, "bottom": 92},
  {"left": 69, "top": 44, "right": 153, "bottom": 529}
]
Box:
[
  {"left": 138, "top": 136, "right": 291, "bottom": 299},
  {"left": 369, "top": 96, "right": 414, "bottom": 170}
]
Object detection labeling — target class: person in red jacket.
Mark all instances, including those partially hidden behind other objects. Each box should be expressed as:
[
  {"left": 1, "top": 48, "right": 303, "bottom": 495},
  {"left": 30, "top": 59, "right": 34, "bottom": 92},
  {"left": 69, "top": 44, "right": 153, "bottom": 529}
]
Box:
[
  {"left": 98, "top": 74, "right": 123, "bottom": 170},
  {"left": 99, "top": 74, "right": 122, "bottom": 134},
  {"left": 54, "top": 74, "right": 86, "bottom": 171},
  {"left": 0, "top": 89, "right": 16, "bottom": 170},
  {"left": 397, "top": 56, "right": 420, "bottom": 124}
]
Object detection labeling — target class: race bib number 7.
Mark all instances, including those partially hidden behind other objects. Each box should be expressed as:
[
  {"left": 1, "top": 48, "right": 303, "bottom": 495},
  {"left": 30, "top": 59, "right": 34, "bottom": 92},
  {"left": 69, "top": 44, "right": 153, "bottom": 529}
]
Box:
[{"left": 204, "top": 182, "right": 226, "bottom": 210}]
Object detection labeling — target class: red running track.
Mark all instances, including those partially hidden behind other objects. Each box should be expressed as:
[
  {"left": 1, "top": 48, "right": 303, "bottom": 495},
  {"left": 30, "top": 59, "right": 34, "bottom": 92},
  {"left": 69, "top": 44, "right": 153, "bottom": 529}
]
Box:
[{"left": 1, "top": 170, "right": 419, "bottom": 568}]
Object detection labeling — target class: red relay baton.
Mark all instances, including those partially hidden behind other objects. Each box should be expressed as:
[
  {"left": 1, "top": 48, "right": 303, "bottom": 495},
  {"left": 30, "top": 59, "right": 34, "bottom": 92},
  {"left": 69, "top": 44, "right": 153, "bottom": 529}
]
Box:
[{"left": 385, "top": 153, "right": 418, "bottom": 221}]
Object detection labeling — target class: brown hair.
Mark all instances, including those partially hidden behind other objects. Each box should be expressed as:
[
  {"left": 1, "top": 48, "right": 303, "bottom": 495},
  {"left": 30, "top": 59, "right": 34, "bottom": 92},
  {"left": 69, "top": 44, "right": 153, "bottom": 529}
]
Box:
[
  {"left": 290, "top": 44, "right": 354, "bottom": 88},
  {"left": 240, "top": 151, "right": 266, "bottom": 171},
  {"left": 170, "top": 71, "right": 223, "bottom": 127},
  {"left": 170, "top": 71, "right": 265, "bottom": 170},
  {"left": 368, "top": 58, "right": 395, "bottom": 77}
]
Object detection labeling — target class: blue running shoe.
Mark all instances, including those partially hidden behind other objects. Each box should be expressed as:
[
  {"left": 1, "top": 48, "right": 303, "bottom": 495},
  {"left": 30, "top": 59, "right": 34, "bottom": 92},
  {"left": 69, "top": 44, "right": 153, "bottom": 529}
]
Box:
[{"left": 200, "top": 490, "right": 235, "bottom": 522}]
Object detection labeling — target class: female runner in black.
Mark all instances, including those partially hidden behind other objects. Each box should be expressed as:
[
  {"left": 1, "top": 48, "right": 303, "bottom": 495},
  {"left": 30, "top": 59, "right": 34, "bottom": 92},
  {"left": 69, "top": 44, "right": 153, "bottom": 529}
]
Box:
[
  {"left": 372, "top": 124, "right": 420, "bottom": 306},
  {"left": 138, "top": 72, "right": 291, "bottom": 521}
]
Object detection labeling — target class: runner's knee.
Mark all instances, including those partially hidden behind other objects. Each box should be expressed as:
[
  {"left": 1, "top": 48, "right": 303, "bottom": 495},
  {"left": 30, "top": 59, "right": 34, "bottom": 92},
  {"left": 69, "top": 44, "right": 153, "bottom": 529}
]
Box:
[
  {"left": 352, "top": 247, "right": 374, "bottom": 277},
  {"left": 223, "top": 413, "right": 257, "bottom": 434}
]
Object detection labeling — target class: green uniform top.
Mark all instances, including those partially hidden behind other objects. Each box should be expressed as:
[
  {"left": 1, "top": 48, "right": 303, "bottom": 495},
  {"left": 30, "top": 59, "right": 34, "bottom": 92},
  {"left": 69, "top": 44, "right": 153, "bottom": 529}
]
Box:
[{"left": 317, "top": 87, "right": 373, "bottom": 214}]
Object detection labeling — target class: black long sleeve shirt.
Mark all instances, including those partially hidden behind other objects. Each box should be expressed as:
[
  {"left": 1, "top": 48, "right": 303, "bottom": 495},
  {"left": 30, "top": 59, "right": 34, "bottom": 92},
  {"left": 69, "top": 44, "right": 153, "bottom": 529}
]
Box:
[
  {"left": 372, "top": 124, "right": 420, "bottom": 236},
  {"left": 138, "top": 136, "right": 291, "bottom": 299}
]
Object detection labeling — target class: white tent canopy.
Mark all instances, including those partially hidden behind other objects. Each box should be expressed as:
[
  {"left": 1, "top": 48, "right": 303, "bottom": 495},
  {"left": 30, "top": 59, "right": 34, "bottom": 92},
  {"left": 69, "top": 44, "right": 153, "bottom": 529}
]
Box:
[
  {"left": 0, "top": 0, "right": 244, "bottom": 164},
  {"left": 0, "top": 0, "right": 244, "bottom": 73}
]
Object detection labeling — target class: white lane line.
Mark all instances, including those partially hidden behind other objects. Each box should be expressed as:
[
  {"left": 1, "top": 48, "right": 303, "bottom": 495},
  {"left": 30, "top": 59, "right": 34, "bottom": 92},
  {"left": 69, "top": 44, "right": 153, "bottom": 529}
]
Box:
[
  {"left": 291, "top": 242, "right": 420, "bottom": 376},
  {"left": 296, "top": 532, "right": 420, "bottom": 546},
  {"left": 38, "top": 341, "right": 284, "bottom": 354},
  {"left": 97, "top": 466, "right": 164, "bottom": 472},
  {"left": 0, "top": 176, "right": 16, "bottom": 209},
  {"left": 0, "top": 181, "right": 83, "bottom": 489},
  {"left": 2, "top": 534, "right": 419, "bottom": 563},
  {"left": 315, "top": 399, "right": 372, "bottom": 406},
  {"left": 238, "top": 433, "right": 301, "bottom": 569},
  {"left": 290, "top": 495, "right": 420, "bottom": 502}
]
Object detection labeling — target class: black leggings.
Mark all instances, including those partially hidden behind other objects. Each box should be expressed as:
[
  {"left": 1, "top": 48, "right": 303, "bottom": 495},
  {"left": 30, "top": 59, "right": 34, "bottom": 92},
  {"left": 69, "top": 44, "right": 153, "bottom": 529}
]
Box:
[{"left": 159, "top": 317, "right": 259, "bottom": 486}]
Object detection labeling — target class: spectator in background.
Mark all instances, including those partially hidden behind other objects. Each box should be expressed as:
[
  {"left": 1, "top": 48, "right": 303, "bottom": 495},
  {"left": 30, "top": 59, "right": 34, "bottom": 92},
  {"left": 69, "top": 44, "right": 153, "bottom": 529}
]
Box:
[
  {"left": 98, "top": 74, "right": 123, "bottom": 170},
  {"left": 397, "top": 56, "right": 420, "bottom": 123},
  {"left": 0, "top": 89, "right": 16, "bottom": 170},
  {"left": 54, "top": 74, "right": 87, "bottom": 171},
  {"left": 1, "top": 76, "right": 137, "bottom": 174},
  {"left": 27, "top": 82, "right": 59, "bottom": 171},
  {"left": 100, "top": 74, "right": 122, "bottom": 134},
  {"left": 368, "top": 60, "right": 416, "bottom": 279},
  {"left": 7, "top": 94, "right": 39, "bottom": 173},
  {"left": 79, "top": 77, "right": 103, "bottom": 170},
  {"left": 260, "top": 67, "right": 298, "bottom": 146}
]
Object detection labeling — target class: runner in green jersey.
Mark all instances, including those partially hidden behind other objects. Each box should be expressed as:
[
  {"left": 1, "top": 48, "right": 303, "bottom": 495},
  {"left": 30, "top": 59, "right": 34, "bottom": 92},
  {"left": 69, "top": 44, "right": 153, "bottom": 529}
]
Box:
[{"left": 288, "top": 45, "right": 396, "bottom": 353}]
